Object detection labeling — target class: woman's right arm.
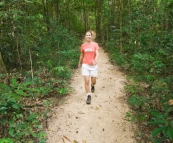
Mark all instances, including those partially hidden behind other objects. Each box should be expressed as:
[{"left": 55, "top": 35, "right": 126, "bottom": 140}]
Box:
[{"left": 78, "top": 52, "right": 84, "bottom": 68}]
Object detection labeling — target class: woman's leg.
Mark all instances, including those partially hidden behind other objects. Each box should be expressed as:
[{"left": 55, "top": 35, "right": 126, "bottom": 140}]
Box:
[
  {"left": 91, "top": 77, "right": 96, "bottom": 93},
  {"left": 91, "top": 77, "right": 96, "bottom": 85},
  {"left": 84, "top": 76, "right": 91, "bottom": 104},
  {"left": 84, "top": 76, "right": 90, "bottom": 93}
]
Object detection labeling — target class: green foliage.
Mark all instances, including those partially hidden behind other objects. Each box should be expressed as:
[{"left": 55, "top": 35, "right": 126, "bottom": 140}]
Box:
[
  {"left": 0, "top": 138, "right": 14, "bottom": 143},
  {"left": 0, "top": 1, "right": 80, "bottom": 71},
  {"left": 0, "top": 1, "right": 81, "bottom": 141},
  {"left": 0, "top": 73, "right": 70, "bottom": 142},
  {"left": 104, "top": 0, "right": 173, "bottom": 142}
]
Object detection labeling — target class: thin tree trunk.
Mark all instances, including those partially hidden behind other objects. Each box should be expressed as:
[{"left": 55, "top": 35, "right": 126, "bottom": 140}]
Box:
[
  {"left": 118, "top": 0, "right": 123, "bottom": 53},
  {"left": 12, "top": 12, "right": 22, "bottom": 69},
  {"left": 55, "top": 2, "right": 59, "bottom": 21},
  {"left": 128, "top": 0, "right": 131, "bottom": 42},
  {"left": 16, "top": 34, "right": 22, "bottom": 70},
  {"left": 42, "top": 0, "right": 50, "bottom": 31},
  {"left": 0, "top": 53, "right": 8, "bottom": 83},
  {"left": 83, "top": 0, "right": 87, "bottom": 31},
  {"left": 29, "top": 49, "right": 33, "bottom": 79},
  {"left": 0, "top": 53, "right": 7, "bottom": 75},
  {"left": 67, "top": 0, "right": 71, "bottom": 31},
  {"left": 95, "top": 0, "right": 103, "bottom": 39},
  {"left": 111, "top": 0, "right": 115, "bottom": 25}
]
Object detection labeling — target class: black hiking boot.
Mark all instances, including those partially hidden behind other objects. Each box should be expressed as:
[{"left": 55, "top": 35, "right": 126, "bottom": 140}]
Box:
[
  {"left": 91, "top": 85, "right": 95, "bottom": 93},
  {"left": 86, "top": 95, "right": 91, "bottom": 104}
]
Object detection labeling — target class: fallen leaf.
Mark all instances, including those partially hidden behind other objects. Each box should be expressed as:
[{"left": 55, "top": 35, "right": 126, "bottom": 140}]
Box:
[
  {"left": 95, "top": 107, "right": 99, "bottom": 110},
  {"left": 63, "top": 135, "right": 71, "bottom": 142},
  {"left": 62, "top": 138, "right": 65, "bottom": 143},
  {"left": 73, "top": 140, "right": 78, "bottom": 143},
  {"left": 78, "top": 111, "right": 85, "bottom": 114}
]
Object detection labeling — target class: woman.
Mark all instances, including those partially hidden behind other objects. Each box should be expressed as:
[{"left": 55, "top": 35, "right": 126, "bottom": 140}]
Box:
[{"left": 78, "top": 30, "right": 99, "bottom": 104}]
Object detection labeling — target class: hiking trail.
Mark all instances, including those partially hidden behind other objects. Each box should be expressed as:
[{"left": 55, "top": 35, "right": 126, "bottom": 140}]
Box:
[{"left": 46, "top": 47, "right": 136, "bottom": 143}]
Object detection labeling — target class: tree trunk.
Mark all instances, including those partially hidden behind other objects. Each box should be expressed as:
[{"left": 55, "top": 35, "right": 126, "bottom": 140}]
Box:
[
  {"left": 55, "top": 1, "right": 59, "bottom": 21},
  {"left": 83, "top": 0, "right": 87, "bottom": 31},
  {"left": 95, "top": 0, "right": 103, "bottom": 39},
  {"left": 118, "top": 0, "right": 123, "bottom": 53},
  {"left": 0, "top": 53, "right": 7, "bottom": 75},
  {"left": 67, "top": 0, "right": 71, "bottom": 31},
  {"left": 42, "top": 0, "right": 50, "bottom": 31}
]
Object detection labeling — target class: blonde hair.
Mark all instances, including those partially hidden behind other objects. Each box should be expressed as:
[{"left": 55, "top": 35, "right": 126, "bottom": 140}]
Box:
[{"left": 83, "top": 30, "right": 96, "bottom": 43}]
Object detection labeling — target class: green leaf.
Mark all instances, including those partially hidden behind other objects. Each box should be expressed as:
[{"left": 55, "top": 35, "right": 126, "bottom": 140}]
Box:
[
  {"left": 0, "top": 107, "right": 8, "bottom": 112},
  {"left": 149, "top": 120, "right": 165, "bottom": 125},
  {"left": 131, "top": 116, "right": 135, "bottom": 122},
  {"left": 24, "top": 0, "right": 33, "bottom": 3},
  {"left": 12, "top": 104, "right": 20, "bottom": 109},
  {"left": 38, "top": 131, "right": 47, "bottom": 138},
  {"left": 9, "top": 128, "right": 14, "bottom": 137},
  {"left": 37, "top": 125, "right": 43, "bottom": 129},
  {"left": 128, "top": 95, "right": 139, "bottom": 106},
  {"left": 0, "top": 138, "right": 14, "bottom": 143},
  {"left": 152, "top": 127, "right": 163, "bottom": 137},
  {"left": 10, "top": 79, "right": 18, "bottom": 87},
  {"left": 9, "top": 121, "right": 15, "bottom": 127},
  {"left": 32, "top": 133, "right": 37, "bottom": 137},
  {"left": 0, "top": 2, "right": 4, "bottom": 6},
  {"left": 15, "top": 90, "right": 27, "bottom": 96},
  {"left": 166, "top": 127, "right": 173, "bottom": 139},
  {"left": 0, "top": 83, "right": 10, "bottom": 92},
  {"left": 27, "top": 114, "right": 38, "bottom": 121},
  {"left": 37, "top": 14, "right": 43, "bottom": 19},
  {"left": 8, "top": 98, "right": 16, "bottom": 103},
  {"left": 151, "top": 111, "right": 164, "bottom": 118},
  {"left": 11, "top": 93, "right": 21, "bottom": 100}
]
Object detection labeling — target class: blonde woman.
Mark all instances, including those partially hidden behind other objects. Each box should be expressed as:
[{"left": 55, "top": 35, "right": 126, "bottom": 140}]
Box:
[{"left": 78, "top": 30, "right": 99, "bottom": 104}]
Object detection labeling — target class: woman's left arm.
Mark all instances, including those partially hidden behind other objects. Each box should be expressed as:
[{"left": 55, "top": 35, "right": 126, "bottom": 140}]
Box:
[
  {"left": 95, "top": 49, "right": 99, "bottom": 62},
  {"left": 91, "top": 49, "right": 99, "bottom": 66}
]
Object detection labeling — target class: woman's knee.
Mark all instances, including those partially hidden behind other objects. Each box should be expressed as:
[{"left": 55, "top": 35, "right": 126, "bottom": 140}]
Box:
[
  {"left": 85, "top": 79, "right": 90, "bottom": 85},
  {"left": 84, "top": 77, "right": 90, "bottom": 85}
]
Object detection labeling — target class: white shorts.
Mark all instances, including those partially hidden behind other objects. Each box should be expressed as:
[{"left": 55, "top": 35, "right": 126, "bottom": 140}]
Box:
[{"left": 82, "top": 64, "right": 98, "bottom": 77}]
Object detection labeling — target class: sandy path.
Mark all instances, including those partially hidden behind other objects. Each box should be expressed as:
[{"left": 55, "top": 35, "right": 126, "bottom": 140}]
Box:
[{"left": 46, "top": 48, "right": 136, "bottom": 143}]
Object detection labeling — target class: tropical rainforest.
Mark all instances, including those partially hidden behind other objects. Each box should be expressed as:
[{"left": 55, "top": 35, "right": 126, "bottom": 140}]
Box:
[{"left": 0, "top": 0, "right": 173, "bottom": 143}]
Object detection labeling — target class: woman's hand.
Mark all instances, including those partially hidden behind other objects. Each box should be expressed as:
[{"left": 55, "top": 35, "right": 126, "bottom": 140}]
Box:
[
  {"left": 92, "top": 60, "right": 97, "bottom": 66},
  {"left": 78, "top": 63, "right": 82, "bottom": 69}
]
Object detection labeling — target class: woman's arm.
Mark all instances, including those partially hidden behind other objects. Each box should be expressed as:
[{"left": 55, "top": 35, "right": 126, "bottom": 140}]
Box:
[
  {"left": 95, "top": 49, "right": 99, "bottom": 62},
  {"left": 78, "top": 52, "right": 84, "bottom": 68},
  {"left": 92, "top": 49, "right": 99, "bottom": 66}
]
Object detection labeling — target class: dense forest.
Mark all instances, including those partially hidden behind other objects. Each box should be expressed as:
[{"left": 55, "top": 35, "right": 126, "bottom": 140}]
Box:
[{"left": 0, "top": 0, "right": 173, "bottom": 143}]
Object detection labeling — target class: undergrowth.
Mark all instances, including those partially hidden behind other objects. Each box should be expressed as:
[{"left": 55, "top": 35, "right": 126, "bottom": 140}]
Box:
[
  {"left": 104, "top": 31, "right": 173, "bottom": 142},
  {"left": 0, "top": 67, "right": 72, "bottom": 143}
]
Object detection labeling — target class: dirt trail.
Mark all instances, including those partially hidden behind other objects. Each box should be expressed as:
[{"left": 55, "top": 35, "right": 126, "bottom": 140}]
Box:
[{"left": 46, "top": 48, "right": 136, "bottom": 143}]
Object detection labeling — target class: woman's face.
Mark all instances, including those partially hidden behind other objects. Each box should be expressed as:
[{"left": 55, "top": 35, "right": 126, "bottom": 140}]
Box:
[{"left": 85, "top": 32, "right": 92, "bottom": 42}]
